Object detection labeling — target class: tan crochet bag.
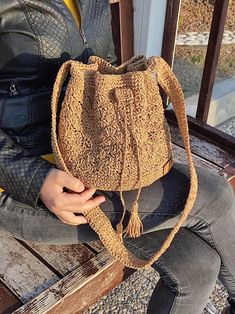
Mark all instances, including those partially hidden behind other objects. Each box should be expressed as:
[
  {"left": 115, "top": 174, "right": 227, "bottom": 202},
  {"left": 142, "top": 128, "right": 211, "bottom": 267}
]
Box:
[{"left": 51, "top": 55, "right": 198, "bottom": 270}]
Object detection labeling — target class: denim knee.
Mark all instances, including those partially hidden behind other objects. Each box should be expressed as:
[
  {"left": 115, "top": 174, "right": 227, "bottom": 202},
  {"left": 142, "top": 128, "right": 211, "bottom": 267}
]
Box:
[
  {"left": 125, "top": 228, "right": 221, "bottom": 289},
  {"left": 218, "top": 174, "right": 234, "bottom": 203},
  {"left": 147, "top": 252, "right": 221, "bottom": 314},
  {"left": 158, "top": 248, "right": 221, "bottom": 297},
  {"left": 125, "top": 228, "right": 222, "bottom": 314},
  {"left": 208, "top": 174, "right": 235, "bottom": 221},
  {"left": 190, "top": 168, "right": 235, "bottom": 224}
]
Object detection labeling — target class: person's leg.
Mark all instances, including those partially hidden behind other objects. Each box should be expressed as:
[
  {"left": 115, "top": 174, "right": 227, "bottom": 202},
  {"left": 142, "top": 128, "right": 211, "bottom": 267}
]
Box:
[
  {"left": 0, "top": 161, "right": 188, "bottom": 244},
  {"left": 0, "top": 189, "right": 133, "bottom": 244},
  {"left": 0, "top": 193, "right": 221, "bottom": 314},
  {"left": 127, "top": 163, "right": 235, "bottom": 304},
  {"left": 0, "top": 161, "right": 207, "bottom": 244},
  {"left": 124, "top": 228, "right": 221, "bottom": 314},
  {"left": 0, "top": 191, "right": 100, "bottom": 244},
  {"left": 1, "top": 162, "right": 234, "bottom": 306},
  {"left": 188, "top": 180, "right": 235, "bottom": 311}
]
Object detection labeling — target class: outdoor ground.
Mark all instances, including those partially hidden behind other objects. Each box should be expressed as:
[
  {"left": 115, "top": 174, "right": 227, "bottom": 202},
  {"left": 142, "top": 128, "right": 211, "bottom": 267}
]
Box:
[
  {"left": 174, "top": 44, "right": 235, "bottom": 98},
  {"left": 178, "top": 0, "right": 235, "bottom": 33},
  {"left": 85, "top": 270, "right": 228, "bottom": 314}
]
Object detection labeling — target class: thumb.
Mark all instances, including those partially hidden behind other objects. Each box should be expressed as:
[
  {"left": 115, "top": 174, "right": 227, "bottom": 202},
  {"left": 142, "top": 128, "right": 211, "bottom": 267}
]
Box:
[{"left": 59, "top": 171, "right": 85, "bottom": 193}]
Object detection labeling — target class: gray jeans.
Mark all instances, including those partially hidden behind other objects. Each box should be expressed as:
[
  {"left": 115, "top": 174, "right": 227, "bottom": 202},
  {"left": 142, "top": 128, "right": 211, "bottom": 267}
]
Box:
[{"left": 0, "top": 162, "right": 234, "bottom": 314}]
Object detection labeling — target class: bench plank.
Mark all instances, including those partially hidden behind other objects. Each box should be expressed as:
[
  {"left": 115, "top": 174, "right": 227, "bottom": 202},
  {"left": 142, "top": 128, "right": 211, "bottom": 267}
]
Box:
[
  {"left": 169, "top": 123, "right": 234, "bottom": 167},
  {"left": 84, "top": 241, "right": 104, "bottom": 253},
  {"left": 24, "top": 242, "right": 95, "bottom": 276},
  {"left": 0, "top": 229, "right": 59, "bottom": 304},
  {"left": 13, "top": 250, "right": 133, "bottom": 314},
  {"left": 172, "top": 144, "right": 222, "bottom": 173},
  {"left": 219, "top": 162, "right": 235, "bottom": 181}
]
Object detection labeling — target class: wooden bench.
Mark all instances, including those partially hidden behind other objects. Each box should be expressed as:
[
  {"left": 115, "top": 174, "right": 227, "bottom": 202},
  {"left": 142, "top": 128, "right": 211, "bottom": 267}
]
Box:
[{"left": 1, "top": 120, "right": 234, "bottom": 313}]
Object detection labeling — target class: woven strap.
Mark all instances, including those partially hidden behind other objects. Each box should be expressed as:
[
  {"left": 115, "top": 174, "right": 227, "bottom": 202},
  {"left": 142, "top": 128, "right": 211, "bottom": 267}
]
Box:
[
  {"left": 51, "top": 57, "right": 198, "bottom": 270},
  {"left": 51, "top": 60, "right": 71, "bottom": 174}
]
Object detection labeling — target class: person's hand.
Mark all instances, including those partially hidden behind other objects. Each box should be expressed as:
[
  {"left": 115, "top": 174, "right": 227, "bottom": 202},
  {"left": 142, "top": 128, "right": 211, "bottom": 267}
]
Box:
[{"left": 39, "top": 168, "right": 105, "bottom": 226}]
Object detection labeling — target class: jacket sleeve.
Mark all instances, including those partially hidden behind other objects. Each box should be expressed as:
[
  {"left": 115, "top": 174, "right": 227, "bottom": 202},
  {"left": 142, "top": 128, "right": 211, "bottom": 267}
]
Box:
[{"left": 0, "top": 128, "right": 54, "bottom": 208}]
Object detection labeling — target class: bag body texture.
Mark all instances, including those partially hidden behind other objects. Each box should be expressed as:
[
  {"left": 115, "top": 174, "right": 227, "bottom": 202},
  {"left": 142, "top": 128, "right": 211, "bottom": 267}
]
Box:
[{"left": 51, "top": 55, "right": 198, "bottom": 269}]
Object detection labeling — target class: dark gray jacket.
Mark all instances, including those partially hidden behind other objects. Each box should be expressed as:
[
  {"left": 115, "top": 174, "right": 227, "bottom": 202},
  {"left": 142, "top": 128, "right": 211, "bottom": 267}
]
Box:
[{"left": 0, "top": 0, "right": 117, "bottom": 207}]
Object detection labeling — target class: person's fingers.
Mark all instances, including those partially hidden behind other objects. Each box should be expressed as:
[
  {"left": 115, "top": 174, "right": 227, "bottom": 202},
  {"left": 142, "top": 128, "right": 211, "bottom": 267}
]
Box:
[
  {"left": 74, "top": 195, "right": 106, "bottom": 213},
  {"left": 57, "top": 211, "right": 88, "bottom": 225},
  {"left": 57, "top": 171, "right": 85, "bottom": 193},
  {"left": 63, "top": 188, "right": 103, "bottom": 207},
  {"left": 61, "top": 194, "right": 105, "bottom": 213}
]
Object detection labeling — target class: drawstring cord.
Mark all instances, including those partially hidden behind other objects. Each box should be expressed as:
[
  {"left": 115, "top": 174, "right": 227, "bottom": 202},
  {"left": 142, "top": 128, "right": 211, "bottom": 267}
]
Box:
[
  {"left": 115, "top": 102, "right": 128, "bottom": 241},
  {"left": 115, "top": 90, "right": 144, "bottom": 240},
  {"left": 124, "top": 100, "right": 143, "bottom": 238}
]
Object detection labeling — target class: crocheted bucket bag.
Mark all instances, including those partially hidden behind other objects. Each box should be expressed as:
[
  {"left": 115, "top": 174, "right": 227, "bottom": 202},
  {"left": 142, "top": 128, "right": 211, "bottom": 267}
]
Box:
[{"left": 51, "top": 55, "right": 198, "bottom": 270}]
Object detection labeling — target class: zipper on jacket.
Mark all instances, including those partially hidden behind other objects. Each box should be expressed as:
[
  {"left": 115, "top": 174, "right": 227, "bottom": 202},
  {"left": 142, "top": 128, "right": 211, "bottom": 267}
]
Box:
[
  {"left": 75, "top": 1, "right": 89, "bottom": 51},
  {"left": 80, "top": 28, "right": 88, "bottom": 48},
  {"left": 63, "top": 1, "right": 88, "bottom": 49},
  {"left": 9, "top": 83, "right": 19, "bottom": 96}
]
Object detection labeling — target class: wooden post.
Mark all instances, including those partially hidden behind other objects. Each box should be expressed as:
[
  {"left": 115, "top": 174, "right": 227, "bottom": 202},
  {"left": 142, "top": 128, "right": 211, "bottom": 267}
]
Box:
[
  {"left": 196, "top": 0, "right": 229, "bottom": 122},
  {"left": 110, "top": 0, "right": 134, "bottom": 65},
  {"left": 161, "top": 0, "right": 181, "bottom": 67},
  {"left": 119, "top": 0, "right": 134, "bottom": 62},
  {"left": 161, "top": 0, "right": 181, "bottom": 108}
]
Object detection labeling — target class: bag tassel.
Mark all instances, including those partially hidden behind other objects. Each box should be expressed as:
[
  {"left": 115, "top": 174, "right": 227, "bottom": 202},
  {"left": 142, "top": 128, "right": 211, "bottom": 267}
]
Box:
[
  {"left": 124, "top": 184, "right": 144, "bottom": 238},
  {"left": 124, "top": 200, "right": 143, "bottom": 238}
]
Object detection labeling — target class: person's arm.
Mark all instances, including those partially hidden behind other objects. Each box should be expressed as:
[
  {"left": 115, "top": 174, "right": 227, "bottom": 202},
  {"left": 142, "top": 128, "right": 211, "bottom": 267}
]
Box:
[
  {"left": 0, "top": 127, "right": 54, "bottom": 208},
  {"left": 0, "top": 2, "right": 54, "bottom": 207},
  {"left": 0, "top": 127, "right": 106, "bottom": 225},
  {"left": 0, "top": 1, "right": 113, "bottom": 224}
]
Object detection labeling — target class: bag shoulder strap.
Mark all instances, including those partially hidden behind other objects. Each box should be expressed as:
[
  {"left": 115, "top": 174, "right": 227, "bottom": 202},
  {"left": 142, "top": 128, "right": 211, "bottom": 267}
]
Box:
[
  {"left": 52, "top": 57, "right": 198, "bottom": 270},
  {"left": 51, "top": 60, "right": 98, "bottom": 172},
  {"left": 51, "top": 60, "right": 73, "bottom": 174}
]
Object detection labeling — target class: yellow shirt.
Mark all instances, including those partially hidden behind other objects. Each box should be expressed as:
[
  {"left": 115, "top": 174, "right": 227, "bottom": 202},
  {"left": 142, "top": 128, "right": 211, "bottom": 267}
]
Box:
[{"left": 64, "top": 0, "right": 81, "bottom": 28}]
